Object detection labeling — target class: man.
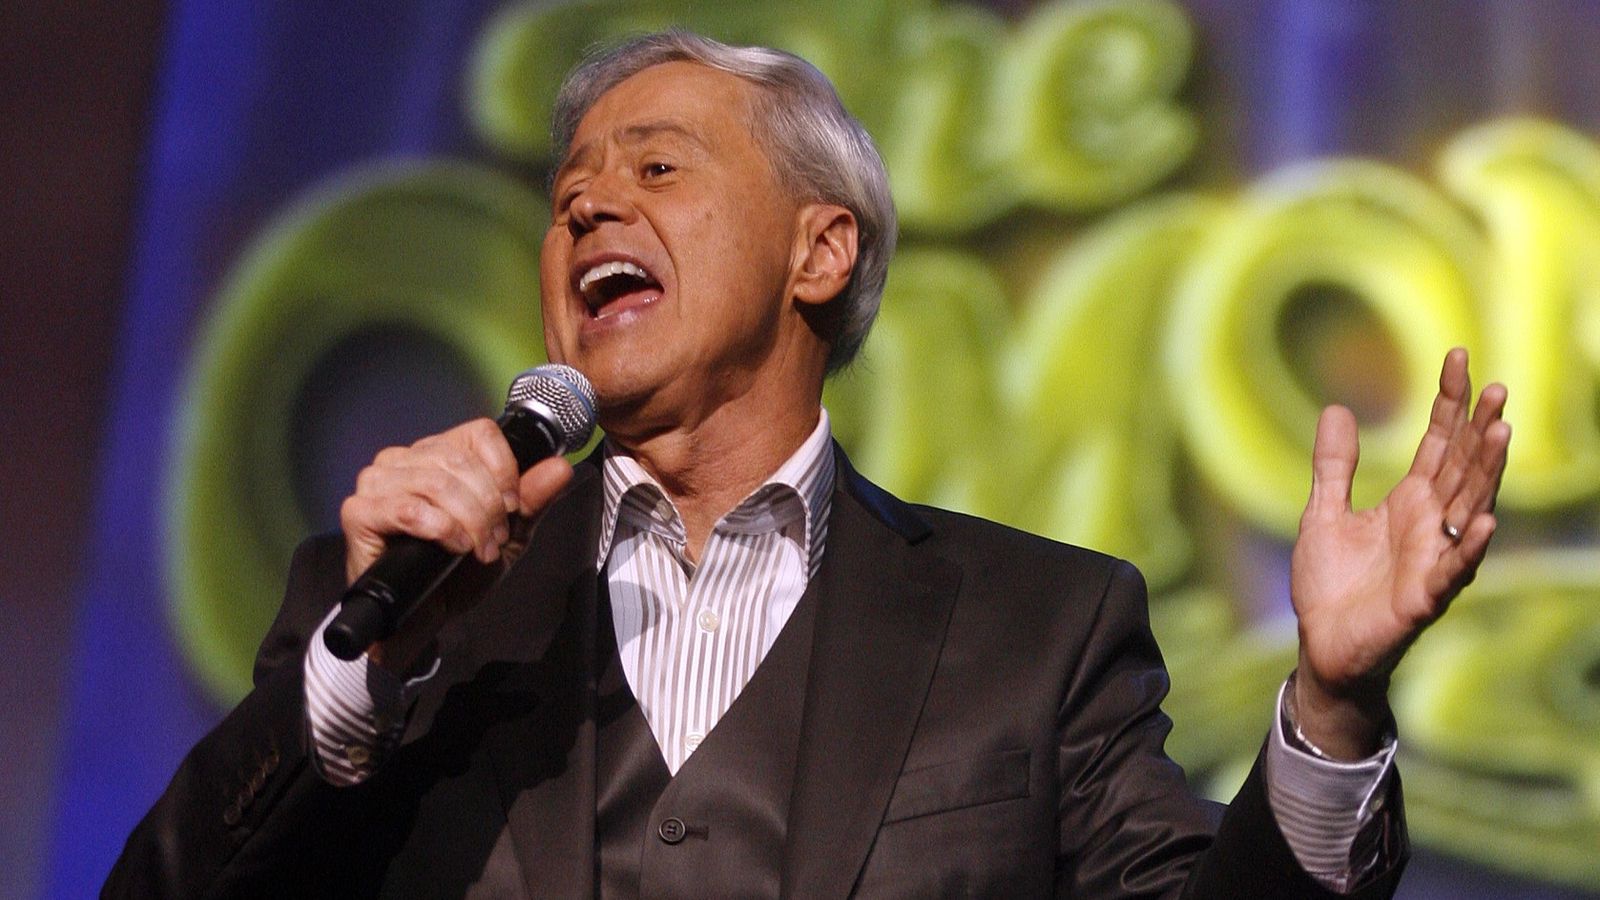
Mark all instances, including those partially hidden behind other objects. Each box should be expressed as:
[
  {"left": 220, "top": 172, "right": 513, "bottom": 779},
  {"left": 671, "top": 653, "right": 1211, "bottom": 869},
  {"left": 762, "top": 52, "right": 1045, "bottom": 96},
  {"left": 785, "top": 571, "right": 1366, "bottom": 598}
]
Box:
[{"left": 107, "top": 31, "right": 1510, "bottom": 898}]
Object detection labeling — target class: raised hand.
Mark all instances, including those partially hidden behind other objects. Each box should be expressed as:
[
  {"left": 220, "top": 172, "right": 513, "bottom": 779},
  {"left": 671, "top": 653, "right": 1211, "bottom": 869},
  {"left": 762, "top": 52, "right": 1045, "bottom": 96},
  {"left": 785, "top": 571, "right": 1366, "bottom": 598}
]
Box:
[
  {"left": 1288, "top": 347, "right": 1510, "bottom": 759},
  {"left": 339, "top": 418, "right": 574, "bottom": 671}
]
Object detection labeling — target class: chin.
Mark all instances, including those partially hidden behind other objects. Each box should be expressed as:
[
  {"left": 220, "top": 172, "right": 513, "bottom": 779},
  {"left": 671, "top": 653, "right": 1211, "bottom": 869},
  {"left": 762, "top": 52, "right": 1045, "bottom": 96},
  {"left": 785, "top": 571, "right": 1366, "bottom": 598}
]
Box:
[{"left": 579, "top": 357, "right": 668, "bottom": 413}]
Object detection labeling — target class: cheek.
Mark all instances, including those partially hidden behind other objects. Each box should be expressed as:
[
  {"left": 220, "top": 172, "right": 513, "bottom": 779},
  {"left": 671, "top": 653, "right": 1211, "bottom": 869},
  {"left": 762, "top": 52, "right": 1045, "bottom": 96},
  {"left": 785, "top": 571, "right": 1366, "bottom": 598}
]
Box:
[
  {"left": 539, "top": 234, "right": 570, "bottom": 314},
  {"left": 539, "top": 229, "right": 564, "bottom": 283},
  {"left": 693, "top": 211, "right": 792, "bottom": 291}
]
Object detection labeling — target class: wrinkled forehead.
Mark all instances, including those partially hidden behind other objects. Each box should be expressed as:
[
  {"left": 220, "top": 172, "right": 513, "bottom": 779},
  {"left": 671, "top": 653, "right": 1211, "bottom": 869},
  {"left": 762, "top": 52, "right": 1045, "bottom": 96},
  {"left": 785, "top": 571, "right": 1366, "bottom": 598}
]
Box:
[{"left": 557, "top": 60, "right": 764, "bottom": 166}]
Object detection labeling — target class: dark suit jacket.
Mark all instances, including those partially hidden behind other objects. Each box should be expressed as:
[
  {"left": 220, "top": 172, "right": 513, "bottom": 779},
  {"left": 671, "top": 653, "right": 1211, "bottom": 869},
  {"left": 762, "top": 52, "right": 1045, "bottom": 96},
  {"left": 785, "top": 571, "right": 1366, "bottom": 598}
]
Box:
[{"left": 106, "top": 449, "right": 1406, "bottom": 898}]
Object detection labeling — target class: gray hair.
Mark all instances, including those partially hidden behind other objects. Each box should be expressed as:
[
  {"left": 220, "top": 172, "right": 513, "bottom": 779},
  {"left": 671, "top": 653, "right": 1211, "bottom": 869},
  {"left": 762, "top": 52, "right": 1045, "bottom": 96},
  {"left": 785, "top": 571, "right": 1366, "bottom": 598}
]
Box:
[{"left": 551, "top": 31, "right": 897, "bottom": 373}]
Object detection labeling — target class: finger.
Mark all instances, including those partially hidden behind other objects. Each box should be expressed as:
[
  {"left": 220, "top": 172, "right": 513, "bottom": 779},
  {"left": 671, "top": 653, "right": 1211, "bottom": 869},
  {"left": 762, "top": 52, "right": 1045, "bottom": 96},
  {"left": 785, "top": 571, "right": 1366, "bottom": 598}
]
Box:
[
  {"left": 340, "top": 492, "right": 476, "bottom": 581},
  {"left": 339, "top": 493, "right": 393, "bottom": 583},
  {"left": 1429, "top": 353, "right": 1500, "bottom": 504},
  {"left": 1438, "top": 383, "right": 1507, "bottom": 529},
  {"left": 1470, "top": 381, "right": 1508, "bottom": 436},
  {"left": 1483, "top": 415, "right": 1510, "bottom": 513},
  {"left": 518, "top": 457, "right": 574, "bottom": 517},
  {"left": 366, "top": 424, "right": 518, "bottom": 544},
  {"left": 413, "top": 419, "right": 519, "bottom": 520},
  {"left": 1431, "top": 404, "right": 1482, "bottom": 502},
  {"left": 350, "top": 463, "right": 477, "bottom": 558},
  {"left": 1306, "top": 405, "right": 1359, "bottom": 520},
  {"left": 414, "top": 463, "right": 510, "bottom": 563},
  {"left": 1408, "top": 347, "right": 1472, "bottom": 480},
  {"left": 359, "top": 464, "right": 506, "bottom": 563},
  {"left": 1426, "top": 511, "right": 1497, "bottom": 603},
  {"left": 429, "top": 447, "right": 515, "bottom": 545},
  {"left": 459, "top": 418, "right": 522, "bottom": 514},
  {"left": 1443, "top": 417, "right": 1510, "bottom": 531}
]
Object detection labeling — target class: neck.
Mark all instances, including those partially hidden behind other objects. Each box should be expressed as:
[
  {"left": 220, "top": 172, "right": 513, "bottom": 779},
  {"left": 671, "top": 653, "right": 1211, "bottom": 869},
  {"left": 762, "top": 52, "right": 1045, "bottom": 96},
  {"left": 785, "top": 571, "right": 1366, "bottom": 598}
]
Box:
[{"left": 607, "top": 396, "right": 822, "bottom": 561}]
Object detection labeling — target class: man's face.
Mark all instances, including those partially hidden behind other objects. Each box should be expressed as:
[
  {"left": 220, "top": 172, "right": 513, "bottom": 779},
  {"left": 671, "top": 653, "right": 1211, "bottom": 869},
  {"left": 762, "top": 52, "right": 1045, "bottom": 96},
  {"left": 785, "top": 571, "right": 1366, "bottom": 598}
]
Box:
[{"left": 541, "top": 61, "right": 813, "bottom": 432}]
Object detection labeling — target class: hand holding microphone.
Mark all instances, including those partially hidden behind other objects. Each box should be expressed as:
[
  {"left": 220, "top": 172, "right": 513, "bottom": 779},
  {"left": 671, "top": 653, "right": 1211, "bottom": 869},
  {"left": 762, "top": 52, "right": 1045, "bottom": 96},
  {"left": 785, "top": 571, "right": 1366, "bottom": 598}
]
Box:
[{"left": 325, "top": 364, "right": 596, "bottom": 664}]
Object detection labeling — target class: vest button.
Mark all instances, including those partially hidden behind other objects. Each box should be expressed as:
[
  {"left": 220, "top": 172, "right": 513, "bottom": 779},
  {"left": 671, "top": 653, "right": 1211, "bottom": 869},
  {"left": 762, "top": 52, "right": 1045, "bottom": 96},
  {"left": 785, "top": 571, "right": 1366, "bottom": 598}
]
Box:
[{"left": 658, "top": 816, "right": 687, "bottom": 844}]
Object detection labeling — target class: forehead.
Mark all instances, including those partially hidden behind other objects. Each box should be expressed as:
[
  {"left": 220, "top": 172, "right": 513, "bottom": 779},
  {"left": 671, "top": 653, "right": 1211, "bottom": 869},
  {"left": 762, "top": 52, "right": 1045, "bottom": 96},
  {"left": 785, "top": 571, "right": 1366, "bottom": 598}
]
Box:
[{"left": 565, "top": 61, "right": 759, "bottom": 157}]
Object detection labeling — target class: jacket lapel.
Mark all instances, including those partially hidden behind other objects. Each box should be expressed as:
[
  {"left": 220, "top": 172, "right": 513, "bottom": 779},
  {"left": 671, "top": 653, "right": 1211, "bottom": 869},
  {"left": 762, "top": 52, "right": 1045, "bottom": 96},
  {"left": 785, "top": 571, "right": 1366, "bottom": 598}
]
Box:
[
  {"left": 781, "top": 451, "right": 963, "bottom": 898},
  {"left": 467, "top": 460, "right": 605, "bottom": 899}
]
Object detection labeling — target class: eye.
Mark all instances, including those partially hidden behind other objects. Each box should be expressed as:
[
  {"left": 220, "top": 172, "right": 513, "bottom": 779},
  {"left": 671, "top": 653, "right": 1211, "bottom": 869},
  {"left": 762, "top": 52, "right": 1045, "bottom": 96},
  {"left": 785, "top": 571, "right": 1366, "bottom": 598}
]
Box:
[{"left": 642, "top": 161, "right": 676, "bottom": 179}]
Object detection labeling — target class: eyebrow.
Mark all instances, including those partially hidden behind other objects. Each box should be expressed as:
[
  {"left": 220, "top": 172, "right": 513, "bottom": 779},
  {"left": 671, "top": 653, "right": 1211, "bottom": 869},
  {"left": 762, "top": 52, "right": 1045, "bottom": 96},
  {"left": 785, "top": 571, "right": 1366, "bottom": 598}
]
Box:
[
  {"left": 618, "top": 119, "right": 709, "bottom": 149},
  {"left": 555, "top": 119, "right": 711, "bottom": 181}
]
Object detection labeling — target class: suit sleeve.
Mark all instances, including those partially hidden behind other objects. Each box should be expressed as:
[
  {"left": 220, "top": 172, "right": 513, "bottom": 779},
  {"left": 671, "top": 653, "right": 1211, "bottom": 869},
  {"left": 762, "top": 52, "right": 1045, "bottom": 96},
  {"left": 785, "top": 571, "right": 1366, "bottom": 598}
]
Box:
[
  {"left": 1052, "top": 559, "right": 1407, "bottom": 899},
  {"left": 102, "top": 534, "right": 349, "bottom": 898}
]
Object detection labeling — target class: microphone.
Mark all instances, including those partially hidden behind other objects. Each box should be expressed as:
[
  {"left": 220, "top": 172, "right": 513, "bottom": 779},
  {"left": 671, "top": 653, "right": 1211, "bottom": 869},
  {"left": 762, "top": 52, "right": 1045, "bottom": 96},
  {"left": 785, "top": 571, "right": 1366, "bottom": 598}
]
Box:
[{"left": 323, "top": 364, "right": 597, "bottom": 661}]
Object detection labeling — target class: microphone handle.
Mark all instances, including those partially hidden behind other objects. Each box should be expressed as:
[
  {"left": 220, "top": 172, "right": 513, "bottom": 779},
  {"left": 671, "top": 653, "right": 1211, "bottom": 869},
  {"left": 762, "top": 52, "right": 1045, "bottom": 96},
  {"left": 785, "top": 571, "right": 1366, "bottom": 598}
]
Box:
[
  {"left": 322, "top": 408, "right": 566, "bottom": 661},
  {"left": 498, "top": 406, "right": 563, "bottom": 470}
]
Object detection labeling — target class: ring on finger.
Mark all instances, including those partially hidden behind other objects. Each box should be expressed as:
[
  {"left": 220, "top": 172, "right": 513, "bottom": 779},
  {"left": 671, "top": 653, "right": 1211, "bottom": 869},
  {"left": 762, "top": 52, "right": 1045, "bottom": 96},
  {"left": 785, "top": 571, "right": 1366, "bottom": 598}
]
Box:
[{"left": 1441, "top": 519, "right": 1463, "bottom": 543}]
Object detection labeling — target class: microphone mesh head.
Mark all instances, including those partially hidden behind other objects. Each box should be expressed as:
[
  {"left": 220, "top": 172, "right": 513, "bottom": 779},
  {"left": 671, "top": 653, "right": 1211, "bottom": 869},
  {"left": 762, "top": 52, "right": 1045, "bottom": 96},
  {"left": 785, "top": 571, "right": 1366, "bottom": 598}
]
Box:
[{"left": 504, "top": 364, "right": 597, "bottom": 453}]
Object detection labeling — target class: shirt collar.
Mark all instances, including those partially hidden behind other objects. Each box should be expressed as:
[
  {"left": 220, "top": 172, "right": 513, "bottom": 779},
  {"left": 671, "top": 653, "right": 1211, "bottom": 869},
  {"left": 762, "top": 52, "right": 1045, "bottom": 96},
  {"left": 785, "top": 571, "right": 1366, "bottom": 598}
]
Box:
[{"left": 597, "top": 409, "right": 835, "bottom": 576}]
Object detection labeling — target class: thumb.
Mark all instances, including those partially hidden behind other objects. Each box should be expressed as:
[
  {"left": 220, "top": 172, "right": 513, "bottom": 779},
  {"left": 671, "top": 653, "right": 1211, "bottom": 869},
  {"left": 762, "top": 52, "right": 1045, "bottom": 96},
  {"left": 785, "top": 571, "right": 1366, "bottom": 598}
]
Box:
[
  {"left": 517, "top": 456, "right": 575, "bottom": 517},
  {"left": 1307, "top": 405, "right": 1359, "bottom": 520}
]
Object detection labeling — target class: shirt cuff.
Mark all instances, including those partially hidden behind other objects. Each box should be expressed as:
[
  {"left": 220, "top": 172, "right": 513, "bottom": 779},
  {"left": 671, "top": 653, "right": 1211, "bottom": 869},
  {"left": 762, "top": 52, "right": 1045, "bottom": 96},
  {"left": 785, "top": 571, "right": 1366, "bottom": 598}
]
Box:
[
  {"left": 303, "top": 605, "right": 440, "bottom": 786},
  {"left": 1264, "top": 677, "right": 1397, "bottom": 893}
]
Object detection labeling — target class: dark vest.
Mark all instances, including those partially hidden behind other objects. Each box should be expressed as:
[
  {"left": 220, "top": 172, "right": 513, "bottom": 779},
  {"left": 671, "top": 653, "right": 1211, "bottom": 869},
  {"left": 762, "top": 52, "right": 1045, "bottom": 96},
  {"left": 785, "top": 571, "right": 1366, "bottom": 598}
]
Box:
[{"left": 594, "top": 578, "right": 820, "bottom": 899}]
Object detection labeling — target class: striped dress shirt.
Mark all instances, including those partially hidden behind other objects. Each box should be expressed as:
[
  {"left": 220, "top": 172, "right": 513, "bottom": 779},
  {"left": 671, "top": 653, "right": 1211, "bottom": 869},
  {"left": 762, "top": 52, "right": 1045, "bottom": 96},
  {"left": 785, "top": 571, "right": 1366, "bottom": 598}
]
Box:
[
  {"left": 1267, "top": 678, "right": 1396, "bottom": 891},
  {"left": 597, "top": 411, "right": 833, "bottom": 774},
  {"left": 302, "top": 408, "right": 1389, "bottom": 890}
]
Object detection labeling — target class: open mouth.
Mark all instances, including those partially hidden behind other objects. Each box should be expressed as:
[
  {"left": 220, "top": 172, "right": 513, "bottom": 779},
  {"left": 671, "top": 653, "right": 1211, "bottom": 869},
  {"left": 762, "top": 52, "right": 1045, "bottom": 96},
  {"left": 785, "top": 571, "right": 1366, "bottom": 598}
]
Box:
[{"left": 575, "top": 259, "right": 663, "bottom": 320}]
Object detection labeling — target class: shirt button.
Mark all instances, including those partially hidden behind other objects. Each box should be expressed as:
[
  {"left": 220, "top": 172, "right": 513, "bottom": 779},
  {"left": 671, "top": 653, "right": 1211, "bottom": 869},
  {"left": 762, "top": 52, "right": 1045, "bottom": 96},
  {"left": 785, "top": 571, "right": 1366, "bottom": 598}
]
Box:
[
  {"left": 685, "top": 732, "right": 704, "bottom": 752},
  {"left": 653, "top": 498, "right": 673, "bottom": 519},
  {"left": 696, "top": 609, "right": 720, "bottom": 633},
  {"left": 658, "top": 816, "right": 687, "bottom": 844}
]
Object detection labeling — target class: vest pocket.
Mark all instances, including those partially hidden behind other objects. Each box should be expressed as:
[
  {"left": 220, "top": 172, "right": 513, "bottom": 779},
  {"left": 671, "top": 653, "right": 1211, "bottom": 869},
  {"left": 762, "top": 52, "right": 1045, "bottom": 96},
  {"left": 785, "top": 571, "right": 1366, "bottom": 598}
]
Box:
[{"left": 882, "top": 748, "right": 1031, "bottom": 824}]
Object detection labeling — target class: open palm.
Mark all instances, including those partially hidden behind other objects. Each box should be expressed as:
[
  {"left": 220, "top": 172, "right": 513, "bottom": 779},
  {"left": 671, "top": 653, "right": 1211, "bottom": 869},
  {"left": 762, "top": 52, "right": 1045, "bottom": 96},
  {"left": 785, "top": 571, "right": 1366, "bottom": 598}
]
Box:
[{"left": 1289, "top": 348, "right": 1509, "bottom": 751}]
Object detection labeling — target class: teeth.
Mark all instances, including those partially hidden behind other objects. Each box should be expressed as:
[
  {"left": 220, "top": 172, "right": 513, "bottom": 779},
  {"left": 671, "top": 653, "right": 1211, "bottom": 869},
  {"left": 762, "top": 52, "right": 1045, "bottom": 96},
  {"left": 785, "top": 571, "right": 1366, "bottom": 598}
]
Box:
[{"left": 577, "top": 260, "right": 651, "bottom": 296}]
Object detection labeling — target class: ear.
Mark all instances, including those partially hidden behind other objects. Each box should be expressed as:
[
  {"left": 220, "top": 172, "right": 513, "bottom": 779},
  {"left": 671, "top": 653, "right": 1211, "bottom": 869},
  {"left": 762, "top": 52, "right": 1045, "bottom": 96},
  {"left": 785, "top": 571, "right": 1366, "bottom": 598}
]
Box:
[{"left": 790, "top": 203, "right": 858, "bottom": 307}]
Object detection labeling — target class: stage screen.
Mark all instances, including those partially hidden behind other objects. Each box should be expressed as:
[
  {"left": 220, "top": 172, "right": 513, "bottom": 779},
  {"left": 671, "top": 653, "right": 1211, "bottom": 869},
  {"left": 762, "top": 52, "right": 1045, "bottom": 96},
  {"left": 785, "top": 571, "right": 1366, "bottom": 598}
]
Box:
[{"left": 20, "top": 1, "right": 1600, "bottom": 896}]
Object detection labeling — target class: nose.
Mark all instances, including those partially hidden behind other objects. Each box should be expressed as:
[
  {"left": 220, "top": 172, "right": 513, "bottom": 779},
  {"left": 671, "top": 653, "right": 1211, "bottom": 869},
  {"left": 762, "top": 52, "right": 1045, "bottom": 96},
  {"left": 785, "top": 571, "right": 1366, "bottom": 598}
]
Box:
[{"left": 567, "top": 173, "right": 633, "bottom": 238}]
